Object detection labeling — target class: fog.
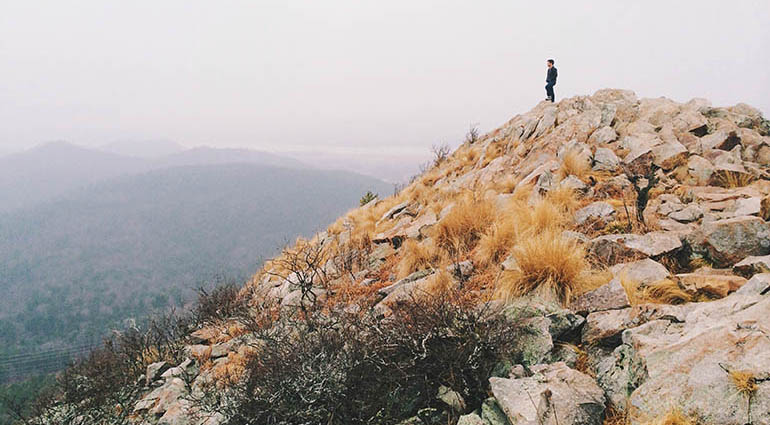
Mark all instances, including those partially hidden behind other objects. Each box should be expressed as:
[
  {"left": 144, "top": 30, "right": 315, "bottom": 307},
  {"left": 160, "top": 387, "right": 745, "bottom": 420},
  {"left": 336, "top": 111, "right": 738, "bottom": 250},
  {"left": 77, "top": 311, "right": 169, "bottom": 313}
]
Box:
[{"left": 1, "top": 0, "right": 768, "bottom": 164}]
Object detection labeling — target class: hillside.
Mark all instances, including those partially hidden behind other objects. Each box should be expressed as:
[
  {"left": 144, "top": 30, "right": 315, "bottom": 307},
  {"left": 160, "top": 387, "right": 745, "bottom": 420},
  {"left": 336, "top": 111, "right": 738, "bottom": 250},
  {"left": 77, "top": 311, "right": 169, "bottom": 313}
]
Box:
[
  {"left": 0, "top": 164, "right": 391, "bottom": 364},
  {"left": 23, "top": 90, "right": 770, "bottom": 425}
]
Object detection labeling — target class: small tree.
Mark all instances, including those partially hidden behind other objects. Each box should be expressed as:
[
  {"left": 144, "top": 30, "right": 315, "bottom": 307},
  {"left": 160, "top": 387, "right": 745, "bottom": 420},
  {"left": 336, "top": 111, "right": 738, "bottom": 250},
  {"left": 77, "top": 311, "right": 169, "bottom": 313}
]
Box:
[
  {"left": 359, "top": 191, "right": 377, "bottom": 206},
  {"left": 623, "top": 160, "right": 660, "bottom": 226}
]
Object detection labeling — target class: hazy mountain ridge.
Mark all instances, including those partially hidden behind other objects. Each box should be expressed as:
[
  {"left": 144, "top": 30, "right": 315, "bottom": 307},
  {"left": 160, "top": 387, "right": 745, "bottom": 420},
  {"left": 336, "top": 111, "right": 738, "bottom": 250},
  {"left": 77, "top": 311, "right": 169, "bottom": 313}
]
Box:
[
  {"left": 0, "top": 162, "right": 391, "bottom": 358},
  {"left": 0, "top": 142, "right": 314, "bottom": 213}
]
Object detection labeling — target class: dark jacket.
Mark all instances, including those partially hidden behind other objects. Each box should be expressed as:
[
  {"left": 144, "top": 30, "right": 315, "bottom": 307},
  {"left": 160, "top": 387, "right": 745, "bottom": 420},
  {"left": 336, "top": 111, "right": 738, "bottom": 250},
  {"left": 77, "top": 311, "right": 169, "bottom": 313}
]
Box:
[{"left": 546, "top": 67, "right": 558, "bottom": 84}]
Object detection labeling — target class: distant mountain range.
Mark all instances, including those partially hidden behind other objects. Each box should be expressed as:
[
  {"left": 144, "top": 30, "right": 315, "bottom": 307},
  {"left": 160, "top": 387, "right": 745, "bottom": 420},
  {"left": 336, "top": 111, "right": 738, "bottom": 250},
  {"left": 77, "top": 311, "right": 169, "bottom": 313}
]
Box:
[{"left": 0, "top": 142, "right": 311, "bottom": 213}]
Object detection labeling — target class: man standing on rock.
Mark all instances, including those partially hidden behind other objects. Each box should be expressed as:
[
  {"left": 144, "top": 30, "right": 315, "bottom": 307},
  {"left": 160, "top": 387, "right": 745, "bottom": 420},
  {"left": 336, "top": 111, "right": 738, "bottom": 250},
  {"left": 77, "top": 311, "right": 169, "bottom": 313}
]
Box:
[{"left": 545, "top": 59, "right": 557, "bottom": 102}]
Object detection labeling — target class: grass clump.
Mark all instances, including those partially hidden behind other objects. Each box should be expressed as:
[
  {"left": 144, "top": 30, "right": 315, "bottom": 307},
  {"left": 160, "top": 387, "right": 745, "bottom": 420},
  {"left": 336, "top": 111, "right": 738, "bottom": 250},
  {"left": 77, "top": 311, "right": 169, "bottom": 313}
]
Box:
[
  {"left": 643, "top": 408, "right": 698, "bottom": 425},
  {"left": 728, "top": 369, "right": 758, "bottom": 397},
  {"left": 559, "top": 149, "right": 591, "bottom": 180},
  {"left": 396, "top": 239, "right": 444, "bottom": 279},
  {"left": 432, "top": 195, "right": 495, "bottom": 258},
  {"left": 712, "top": 170, "right": 755, "bottom": 188},
  {"left": 495, "top": 229, "right": 594, "bottom": 304},
  {"left": 620, "top": 277, "right": 693, "bottom": 305}
]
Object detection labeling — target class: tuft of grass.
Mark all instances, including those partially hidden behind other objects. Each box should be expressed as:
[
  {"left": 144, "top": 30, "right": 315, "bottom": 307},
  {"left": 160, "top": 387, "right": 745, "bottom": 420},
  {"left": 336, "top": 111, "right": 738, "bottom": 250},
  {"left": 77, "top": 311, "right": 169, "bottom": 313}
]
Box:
[
  {"left": 544, "top": 185, "right": 581, "bottom": 213},
  {"left": 621, "top": 277, "right": 693, "bottom": 305},
  {"left": 643, "top": 408, "right": 698, "bottom": 425},
  {"left": 491, "top": 176, "right": 521, "bottom": 194},
  {"left": 396, "top": 239, "right": 444, "bottom": 279},
  {"left": 713, "top": 170, "right": 755, "bottom": 188},
  {"left": 729, "top": 369, "right": 758, "bottom": 397},
  {"left": 559, "top": 149, "right": 591, "bottom": 180},
  {"left": 473, "top": 217, "right": 518, "bottom": 268},
  {"left": 495, "top": 229, "right": 593, "bottom": 304},
  {"left": 432, "top": 195, "right": 496, "bottom": 257},
  {"left": 422, "top": 269, "right": 456, "bottom": 296}
]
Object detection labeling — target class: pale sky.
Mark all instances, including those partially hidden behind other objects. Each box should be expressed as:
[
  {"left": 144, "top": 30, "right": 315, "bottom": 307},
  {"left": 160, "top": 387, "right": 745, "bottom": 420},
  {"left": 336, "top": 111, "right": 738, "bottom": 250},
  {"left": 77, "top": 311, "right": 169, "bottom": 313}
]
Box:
[{"left": 1, "top": 0, "right": 768, "bottom": 156}]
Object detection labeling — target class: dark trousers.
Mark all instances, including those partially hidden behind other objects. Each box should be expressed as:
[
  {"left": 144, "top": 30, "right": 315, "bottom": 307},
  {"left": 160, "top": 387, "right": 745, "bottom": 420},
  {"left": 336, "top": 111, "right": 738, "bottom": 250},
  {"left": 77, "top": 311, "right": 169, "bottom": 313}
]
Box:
[{"left": 545, "top": 82, "right": 555, "bottom": 102}]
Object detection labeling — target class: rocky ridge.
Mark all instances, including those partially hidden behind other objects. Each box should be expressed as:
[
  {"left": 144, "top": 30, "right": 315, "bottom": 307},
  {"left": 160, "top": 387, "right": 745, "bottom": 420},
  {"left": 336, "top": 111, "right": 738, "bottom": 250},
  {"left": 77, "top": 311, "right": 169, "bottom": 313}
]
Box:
[{"left": 42, "top": 90, "right": 770, "bottom": 425}]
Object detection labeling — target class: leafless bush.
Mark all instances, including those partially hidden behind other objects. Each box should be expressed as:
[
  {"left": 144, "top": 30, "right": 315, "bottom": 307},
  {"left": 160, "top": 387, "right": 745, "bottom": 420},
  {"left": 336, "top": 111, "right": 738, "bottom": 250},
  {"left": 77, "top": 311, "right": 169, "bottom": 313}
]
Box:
[
  {"left": 267, "top": 242, "right": 333, "bottom": 328},
  {"left": 25, "top": 311, "right": 191, "bottom": 424},
  {"left": 194, "top": 281, "right": 248, "bottom": 326},
  {"left": 623, "top": 161, "right": 660, "bottom": 226},
  {"left": 431, "top": 143, "right": 451, "bottom": 167},
  {"left": 200, "top": 292, "right": 523, "bottom": 425},
  {"left": 465, "top": 124, "right": 480, "bottom": 144}
]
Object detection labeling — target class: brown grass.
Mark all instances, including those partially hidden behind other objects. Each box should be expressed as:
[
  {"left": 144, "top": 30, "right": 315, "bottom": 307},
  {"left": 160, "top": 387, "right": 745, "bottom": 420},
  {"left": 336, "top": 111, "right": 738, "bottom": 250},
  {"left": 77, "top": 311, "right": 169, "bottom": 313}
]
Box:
[
  {"left": 559, "top": 149, "right": 591, "bottom": 180},
  {"left": 621, "top": 277, "right": 693, "bottom": 305},
  {"left": 495, "top": 229, "right": 594, "bottom": 304},
  {"left": 544, "top": 185, "right": 581, "bottom": 213},
  {"left": 642, "top": 409, "right": 698, "bottom": 425},
  {"left": 432, "top": 195, "right": 496, "bottom": 257},
  {"left": 421, "top": 270, "right": 456, "bottom": 295},
  {"left": 713, "top": 170, "right": 756, "bottom": 188},
  {"left": 491, "top": 176, "right": 521, "bottom": 194},
  {"left": 729, "top": 369, "right": 758, "bottom": 397},
  {"left": 396, "top": 239, "right": 444, "bottom": 279},
  {"left": 603, "top": 405, "right": 628, "bottom": 425},
  {"left": 473, "top": 217, "right": 518, "bottom": 268}
]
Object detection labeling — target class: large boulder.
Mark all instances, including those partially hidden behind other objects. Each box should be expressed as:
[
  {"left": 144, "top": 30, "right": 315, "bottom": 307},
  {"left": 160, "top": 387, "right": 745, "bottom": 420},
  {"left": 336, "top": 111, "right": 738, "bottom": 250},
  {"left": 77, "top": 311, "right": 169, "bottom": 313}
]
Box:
[
  {"left": 675, "top": 268, "right": 747, "bottom": 298},
  {"left": 609, "top": 259, "right": 671, "bottom": 286},
  {"left": 597, "top": 285, "right": 770, "bottom": 424},
  {"left": 574, "top": 201, "right": 617, "bottom": 226},
  {"left": 686, "top": 216, "right": 770, "bottom": 267},
  {"left": 489, "top": 362, "right": 605, "bottom": 425},
  {"left": 592, "top": 147, "right": 620, "bottom": 171},
  {"left": 569, "top": 278, "right": 630, "bottom": 315}
]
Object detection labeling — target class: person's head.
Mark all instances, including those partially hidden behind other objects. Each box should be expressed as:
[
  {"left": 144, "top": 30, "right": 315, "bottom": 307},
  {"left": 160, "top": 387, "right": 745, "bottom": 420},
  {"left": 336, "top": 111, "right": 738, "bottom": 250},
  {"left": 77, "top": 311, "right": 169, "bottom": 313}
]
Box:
[{"left": 547, "top": 59, "right": 554, "bottom": 68}]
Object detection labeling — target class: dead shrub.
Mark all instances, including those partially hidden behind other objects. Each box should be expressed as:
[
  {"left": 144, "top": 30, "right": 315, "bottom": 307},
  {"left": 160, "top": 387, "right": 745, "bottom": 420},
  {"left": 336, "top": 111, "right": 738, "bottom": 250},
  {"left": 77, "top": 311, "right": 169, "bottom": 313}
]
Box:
[{"left": 205, "top": 292, "right": 523, "bottom": 425}]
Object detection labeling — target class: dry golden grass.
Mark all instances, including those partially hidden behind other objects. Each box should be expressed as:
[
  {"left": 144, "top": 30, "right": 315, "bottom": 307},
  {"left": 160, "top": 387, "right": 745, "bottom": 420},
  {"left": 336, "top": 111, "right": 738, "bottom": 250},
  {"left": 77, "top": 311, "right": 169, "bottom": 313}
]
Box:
[
  {"left": 642, "top": 409, "right": 698, "bottom": 425},
  {"left": 422, "top": 270, "right": 456, "bottom": 295},
  {"left": 621, "top": 277, "right": 693, "bottom": 305},
  {"left": 507, "top": 197, "right": 569, "bottom": 234},
  {"left": 729, "top": 369, "right": 758, "bottom": 397},
  {"left": 211, "top": 348, "right": 255, "bottom": 387},
  {"left": 713, "top": 170, "right": 755, "bottom": 188},
  {"left": 544, "top": 185, "right": 581, "bottom": 213},
  {"left": 473, "top": 217, "right": 518, "bottom": 268},
  {"left": 460, "top": 148, "right": 480, "bottom": 168},
  {"left": 687, "top": 257, "right": 714, "bottom": 271},
  {"left": 491, "top": 176, "right": 521, "bottom": 194},
  {"left": 396, "top": 239, "right": 444, "bottom": 279},
  {"left": 495, "top": 228, "right": 594, "bottom": 304},
  {"left": 324, "top": 275, "right": 388, "bottom": 312},
  {"left": 558, "top": 149, "right": 591, "bottom": 180},
  {"left": 403, "top": 182, "right": 431, "bottom": 205},
  {"left": 432, "top": 195, "right": 496, "bottom": 256}
]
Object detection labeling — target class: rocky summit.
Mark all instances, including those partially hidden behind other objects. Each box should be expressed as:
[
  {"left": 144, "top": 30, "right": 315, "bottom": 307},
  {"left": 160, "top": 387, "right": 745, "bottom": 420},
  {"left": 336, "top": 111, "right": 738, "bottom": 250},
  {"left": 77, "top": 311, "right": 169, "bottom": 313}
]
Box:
[{"left": 32, "top": 90, "right": 770, "bottom": 425}]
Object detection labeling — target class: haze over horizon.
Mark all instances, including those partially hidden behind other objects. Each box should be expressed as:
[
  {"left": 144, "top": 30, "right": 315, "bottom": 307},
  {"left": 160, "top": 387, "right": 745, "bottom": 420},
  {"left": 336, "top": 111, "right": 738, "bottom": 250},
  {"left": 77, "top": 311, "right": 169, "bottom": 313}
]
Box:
[{"left": 1, "top": 0, "right": 768, "bottom": 158}]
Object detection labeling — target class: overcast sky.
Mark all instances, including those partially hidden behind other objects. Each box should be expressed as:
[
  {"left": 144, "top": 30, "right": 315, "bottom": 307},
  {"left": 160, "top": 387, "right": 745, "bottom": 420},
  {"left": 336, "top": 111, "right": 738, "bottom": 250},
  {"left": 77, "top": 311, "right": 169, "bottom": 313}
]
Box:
[{"left": 1, "top": 0, "right": 768, "bottom": 156}]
